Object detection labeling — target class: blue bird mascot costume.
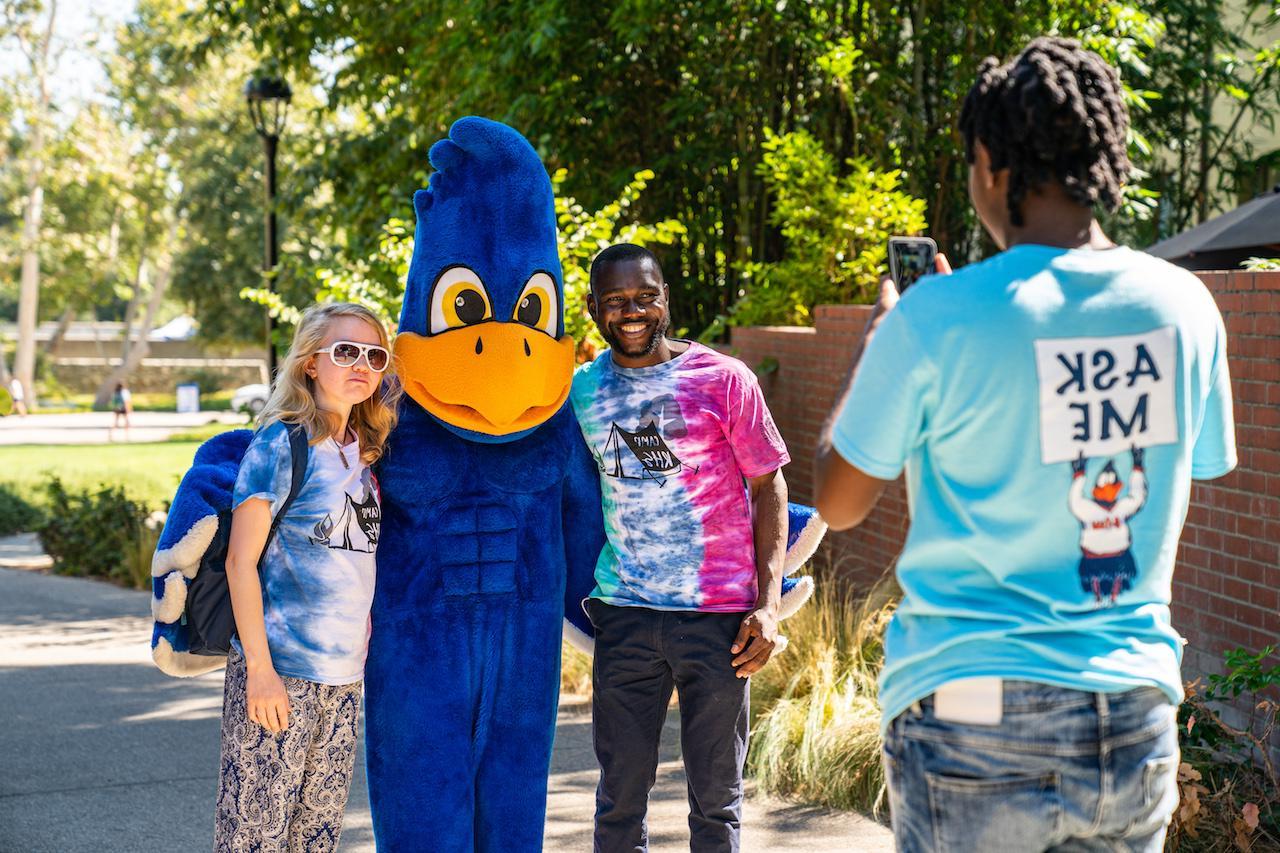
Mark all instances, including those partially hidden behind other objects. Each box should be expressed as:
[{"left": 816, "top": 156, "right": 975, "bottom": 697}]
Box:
[
  {"left": 362, "top": 116, "right": 603, "bottom": 851},
  {"left": 146, "top": 116, "right": 824, "bottom": 853}
]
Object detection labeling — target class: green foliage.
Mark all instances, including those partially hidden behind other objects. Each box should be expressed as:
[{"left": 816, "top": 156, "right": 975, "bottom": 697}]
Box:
[
  {"left": 310, "top": 218, "right": 415, "bottom": 329},
  {"left": 1244, "top": 257, "right": 1280, "bottom": 271},
  {"left": 1174, "top": 647, "right": 1280, "bottom": 850},
  {"left": 38, "top": 478, "right": 156, "bottom": 589},
  {"left": 0, "top": 483, "right": 44, "bottom": 536},
  {"left": 734, "top": 129, "right": 927, "bottom": 326},
  {"left": 192, "top": 0, "right": 1233, "bottom": 336},
  {"left": 1123, "top": 0, "right": 1280, "bottom": 241}
]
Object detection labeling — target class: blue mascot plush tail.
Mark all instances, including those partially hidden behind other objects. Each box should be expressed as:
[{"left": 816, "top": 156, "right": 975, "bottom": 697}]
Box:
[{"left": 150, "top": 429, "right": 254, "bottom": 677}]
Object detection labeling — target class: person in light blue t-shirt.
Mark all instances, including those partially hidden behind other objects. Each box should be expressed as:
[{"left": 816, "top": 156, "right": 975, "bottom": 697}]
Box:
[
  {"left": 216, "top": 303, "right": 400, "bottom": 853},
  {"left": 815, "top": 38, "right": 1236, "bottom": 853}
]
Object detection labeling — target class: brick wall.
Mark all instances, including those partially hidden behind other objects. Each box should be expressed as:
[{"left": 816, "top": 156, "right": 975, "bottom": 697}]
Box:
[
  {"left": 728, "top": 270, "right": 1280, "bottom": 691},
  {"left": 1171, "top": 271, "right": 1280, "bottom": 687}
]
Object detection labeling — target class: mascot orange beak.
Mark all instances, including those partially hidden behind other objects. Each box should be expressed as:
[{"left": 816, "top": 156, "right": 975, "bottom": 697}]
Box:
[
  {"left": 395, "top": 324, "right": 575, "bottom": 435},
  {"left": 1092, "top": 482, "right": 1123, "bottom": 503}
]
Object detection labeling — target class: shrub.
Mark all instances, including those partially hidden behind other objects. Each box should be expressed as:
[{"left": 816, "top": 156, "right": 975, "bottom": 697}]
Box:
[
  {"left": 746, "top": 567, "right": 899, "bottom": 812},
  {"left": 38, "top": 478, "right": 154, "bottom": 589},
  {"left": 0, "top": 483, "right": 45, "bottom": 535},
  {"left": 732, "top": 128, "right": 928, "bottom": 327},
  {"left": 1174, "top": 647, "right": 1280, "bottom": 851},
  {"left": 561, "top": 643, "right": 593, "bottom": 700}
]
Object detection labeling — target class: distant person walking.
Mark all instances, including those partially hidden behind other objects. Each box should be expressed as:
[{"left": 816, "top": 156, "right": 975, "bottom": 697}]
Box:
[
  {"left": 8, "top": 377, "right": 27, "bottom": 417},
  {"left": 109, "top": 383, "right": 132, "bottom": 440}
]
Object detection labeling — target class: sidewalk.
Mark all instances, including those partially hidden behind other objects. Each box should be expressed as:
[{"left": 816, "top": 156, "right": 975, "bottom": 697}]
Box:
[
  {"left": 0, "top": 561, "right": 892, "bottom": 852},
  {"left": 0, "top": 411, "right": 247, "bottom": 445}
]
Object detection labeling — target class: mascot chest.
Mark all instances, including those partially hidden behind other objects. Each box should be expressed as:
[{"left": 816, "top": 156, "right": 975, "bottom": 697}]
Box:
[{"left": 373, "top": 405, "right": 575, "bottom": 608}]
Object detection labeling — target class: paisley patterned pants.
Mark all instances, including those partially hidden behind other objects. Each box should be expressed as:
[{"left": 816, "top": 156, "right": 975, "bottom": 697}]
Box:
[{"left": 214, "top": 649, "right": 362, "bottom": 853}]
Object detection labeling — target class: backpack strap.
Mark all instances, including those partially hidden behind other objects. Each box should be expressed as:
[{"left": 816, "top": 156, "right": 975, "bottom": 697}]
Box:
[{"left": 260, "top": 422, "right": 310, "bottom": 563}]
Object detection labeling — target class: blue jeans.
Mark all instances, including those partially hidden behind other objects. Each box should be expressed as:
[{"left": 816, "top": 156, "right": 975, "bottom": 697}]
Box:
[{"left": 882, "top": 681, "right": 1179, "bottom": 852}]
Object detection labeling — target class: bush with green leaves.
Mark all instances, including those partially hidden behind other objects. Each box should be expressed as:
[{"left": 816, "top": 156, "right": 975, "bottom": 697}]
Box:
[
  {"left": 37, "top": 478, "right": 154, "bottom": 589},
  {"left": 733, "top": 128, "right": 928, "bottom": 327},
  {"left": 0, "top": 484, "right": 44, "bottom": 536},
  {"left": 1174, "top": 646, "right": 1280, "bottom": 850}
]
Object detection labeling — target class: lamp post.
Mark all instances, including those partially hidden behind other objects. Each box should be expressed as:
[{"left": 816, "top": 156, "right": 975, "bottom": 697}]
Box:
[{"left": 244, "top": 76, "right": 292, "bottom": 382}]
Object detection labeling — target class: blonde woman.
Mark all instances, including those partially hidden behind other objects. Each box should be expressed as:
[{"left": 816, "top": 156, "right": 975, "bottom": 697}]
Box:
[{"left": 215, "top": 303, "right": 399, "bottom": 853}]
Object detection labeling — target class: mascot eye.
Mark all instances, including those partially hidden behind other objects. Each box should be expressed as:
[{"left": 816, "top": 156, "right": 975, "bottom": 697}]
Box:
[
  {"left": 513, "top": 272, "right": 558, "bottom": 337},
  {"left": 430, "top": 266, "right": 493, "bottom": 334},
  {"left": 454, "top": 291, "right": 487, "bottom": 324}
]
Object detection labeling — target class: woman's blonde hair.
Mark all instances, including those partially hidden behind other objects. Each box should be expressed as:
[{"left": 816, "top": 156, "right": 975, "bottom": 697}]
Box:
[{"left": 258, "top": 302, "right": 401, "bottom": 465}]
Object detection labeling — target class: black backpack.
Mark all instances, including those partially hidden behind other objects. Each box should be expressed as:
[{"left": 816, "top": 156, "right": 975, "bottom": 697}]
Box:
[{"left": 183, "top": 422, "right": 309, "bottom": 656}]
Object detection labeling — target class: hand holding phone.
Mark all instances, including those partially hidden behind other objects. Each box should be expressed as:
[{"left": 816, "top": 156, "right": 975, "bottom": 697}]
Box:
[{"left": 888, "top": 236, "right": 939, "bottom": 293}]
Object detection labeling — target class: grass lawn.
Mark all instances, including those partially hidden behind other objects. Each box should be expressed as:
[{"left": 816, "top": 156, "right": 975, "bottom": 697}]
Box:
[{"left": 0, "top": 442, "right": 204, "bottom": 509}]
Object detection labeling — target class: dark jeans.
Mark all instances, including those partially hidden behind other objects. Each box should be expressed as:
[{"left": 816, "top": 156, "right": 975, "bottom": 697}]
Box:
[{"left": 587, "top": 599, "right": 750, "bottom": 853}]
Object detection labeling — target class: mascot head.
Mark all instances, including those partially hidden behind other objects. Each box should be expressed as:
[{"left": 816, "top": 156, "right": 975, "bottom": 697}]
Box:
[
  {"left": 396, "top": 117, "right": 574, "bottom": 443},
  {"left": 1092, "top": 460, "right": 1123, "bottom": 505}
]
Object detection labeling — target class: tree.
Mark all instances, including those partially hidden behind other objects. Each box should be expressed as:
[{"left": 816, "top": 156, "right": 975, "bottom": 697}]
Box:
[
  {"left": 189, "top": 0, "right": 1276, "bottom": 336},
  {"left": 3, "top": 0, "right": 59, "bottom": 408},
  {"left": 1127, "top": 0, "right": 1280, "bottom": 240}
]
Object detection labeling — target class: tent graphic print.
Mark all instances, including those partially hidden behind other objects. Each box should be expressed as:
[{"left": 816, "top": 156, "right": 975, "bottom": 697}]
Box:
[
  {"left": 310, "top": 488, "right": 380, "bottom": 552},
  {"left": 600, "top": 422, "right": 699, "bottom": 487}
]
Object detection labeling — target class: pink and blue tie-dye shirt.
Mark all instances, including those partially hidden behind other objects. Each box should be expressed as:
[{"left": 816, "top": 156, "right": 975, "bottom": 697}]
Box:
[{"left": 570, "top": 342, "right": 790, "bottom": 612}]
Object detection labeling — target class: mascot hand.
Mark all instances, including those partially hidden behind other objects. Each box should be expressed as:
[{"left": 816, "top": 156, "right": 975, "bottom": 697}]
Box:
[
  {"left": 1131, "top": 444, "right": 1145, "bottom": 470},
  {"left": 1071, "top": 451, "right": 1087, "bottom": 477}
]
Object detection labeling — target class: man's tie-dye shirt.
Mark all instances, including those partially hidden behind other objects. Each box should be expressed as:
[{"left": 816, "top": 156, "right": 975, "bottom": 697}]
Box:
[{"left": 570, "top": 342, "right": 790, "bottom": 612}]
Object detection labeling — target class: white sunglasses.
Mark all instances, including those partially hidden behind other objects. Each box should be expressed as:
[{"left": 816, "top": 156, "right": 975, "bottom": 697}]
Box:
[{"left": 315, "top": 341, "right": 391, "bottom": 372}]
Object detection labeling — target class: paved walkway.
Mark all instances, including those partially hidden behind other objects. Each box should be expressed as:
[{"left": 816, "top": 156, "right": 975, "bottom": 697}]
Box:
[
  {"left": 0, "top": 561, "right": 892, "bottom": 852},
  {"left": 0, "top": 411, "right": 246, "bottom": 445}
]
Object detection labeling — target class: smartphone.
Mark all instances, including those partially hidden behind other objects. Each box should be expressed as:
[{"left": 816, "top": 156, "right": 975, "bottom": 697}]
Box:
[{"left": 888, "top": 236, "right": 938, "bottom": 293}]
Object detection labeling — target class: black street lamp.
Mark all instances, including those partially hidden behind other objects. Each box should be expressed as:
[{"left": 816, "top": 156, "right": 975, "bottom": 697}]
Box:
[{"left": 245, "top": 75, "right": 292, "bottom": 382}]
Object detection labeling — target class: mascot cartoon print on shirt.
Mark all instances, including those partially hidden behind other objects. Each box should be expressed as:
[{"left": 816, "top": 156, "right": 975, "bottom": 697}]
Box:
[{"left": 1069, "top": 447, "right": 1148, "bottom": 606}]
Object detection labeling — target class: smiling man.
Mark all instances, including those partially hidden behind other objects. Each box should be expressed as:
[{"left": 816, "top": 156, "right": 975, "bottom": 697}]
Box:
[{"left": 569, "top": 243, "right": 790, "bottom": 853}]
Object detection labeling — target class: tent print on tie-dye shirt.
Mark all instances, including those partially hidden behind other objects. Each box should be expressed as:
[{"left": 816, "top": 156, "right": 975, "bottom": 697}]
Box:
[
  {"left": 309, "top": 468, "right": 381, "bottom": 553},
  {"left": 598, "top": 421, "right": 700, "bottom": 487}
]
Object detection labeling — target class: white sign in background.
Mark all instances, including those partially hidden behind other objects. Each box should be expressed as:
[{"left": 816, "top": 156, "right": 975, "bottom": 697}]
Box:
[{"left": 1034, "top": 326, "right": 1178, "bottom": 465}]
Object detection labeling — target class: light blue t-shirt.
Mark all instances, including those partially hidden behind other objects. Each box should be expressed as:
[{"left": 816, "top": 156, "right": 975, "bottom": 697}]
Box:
[
  {"left": 831, "top": 245, "right": 1236, "bottom": 732},
  {"left": 232, "top": 421, "right": 380, "bottom": 685}
]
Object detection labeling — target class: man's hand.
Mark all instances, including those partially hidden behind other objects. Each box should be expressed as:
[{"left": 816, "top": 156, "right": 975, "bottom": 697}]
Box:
[
  {"left": 246, "top": 662, "right": 291, "bottom": 733},
  {"left": 731, "top": 607, "right": 779, "bottom": 678}
]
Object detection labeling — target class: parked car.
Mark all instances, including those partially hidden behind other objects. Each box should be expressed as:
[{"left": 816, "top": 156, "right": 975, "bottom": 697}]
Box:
[{"left": 231, "top": 383, "right": 269, "bottom": 416}]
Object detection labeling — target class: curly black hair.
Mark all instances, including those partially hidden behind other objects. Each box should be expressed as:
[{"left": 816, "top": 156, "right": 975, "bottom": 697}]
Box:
[{"left": 959, "top": 37, "right": 1131, "bottom": 227}]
